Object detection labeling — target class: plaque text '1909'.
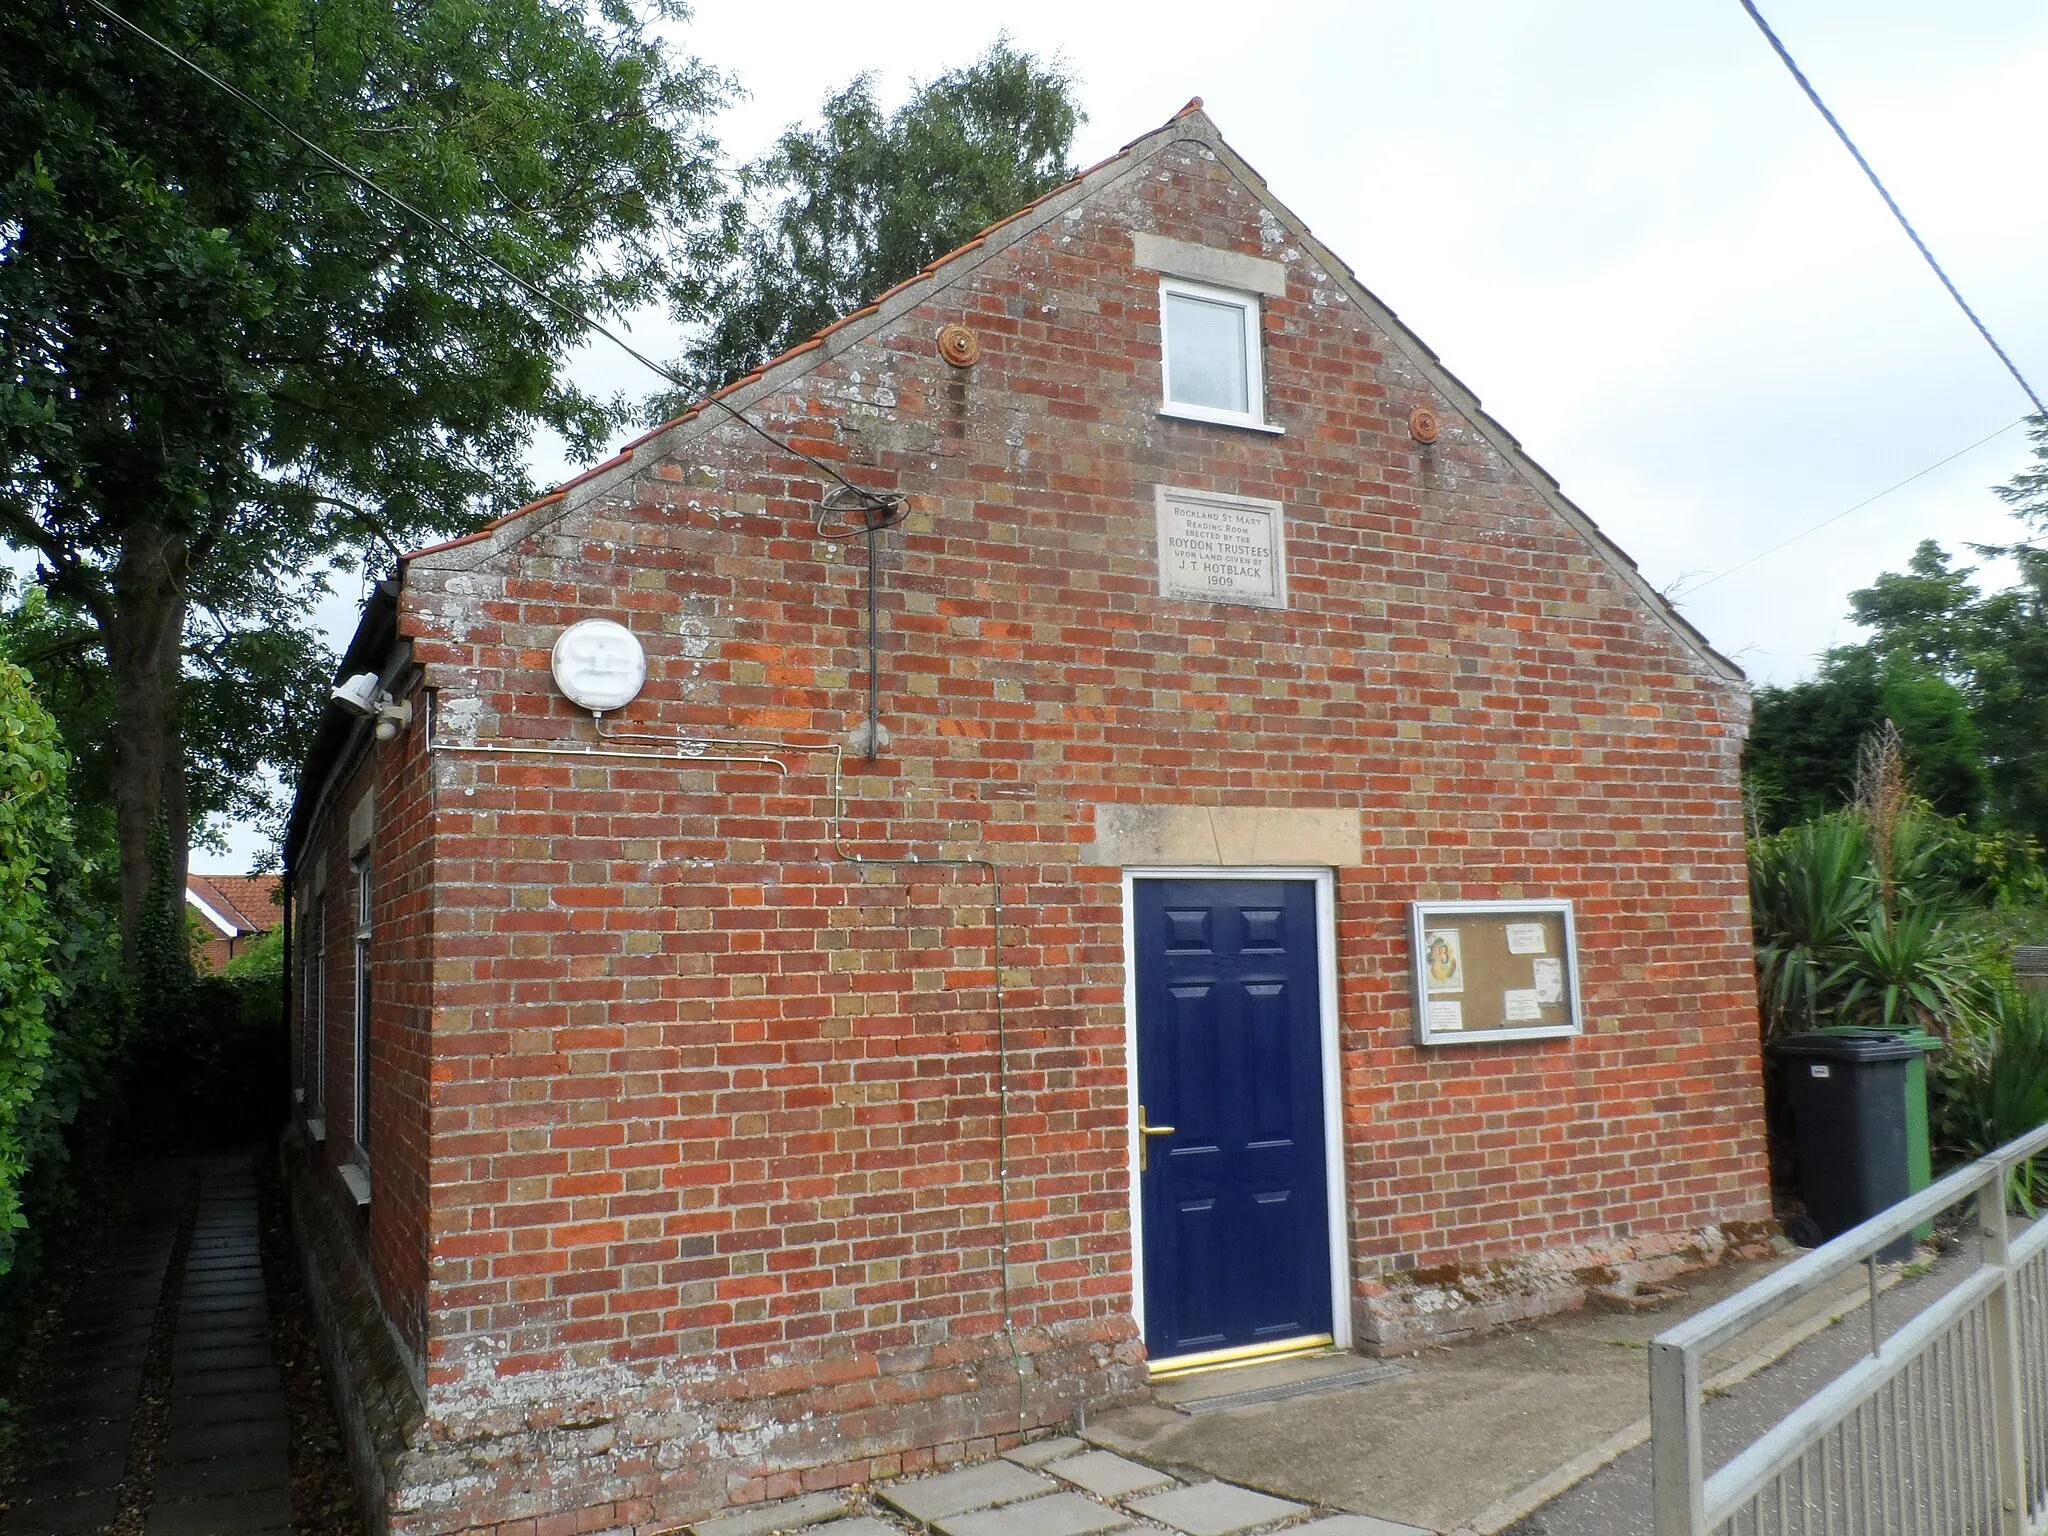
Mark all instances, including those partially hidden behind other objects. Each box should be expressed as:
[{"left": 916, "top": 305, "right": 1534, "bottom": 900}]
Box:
[{"left": 1155, "top": 487, "right": 1287, "bottom": 609}]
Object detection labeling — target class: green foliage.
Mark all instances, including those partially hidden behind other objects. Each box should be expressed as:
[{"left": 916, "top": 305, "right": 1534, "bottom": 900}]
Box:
[
  {"left": 220, "top": 922, "right": 283, "bottom": 980},
  {"left": 1945, "top": 984, "right": 2048, "bottom": 1213},
  {"left": 1750, "top": 731, "right": 1992, "bottom": 1049},
  {"left": 672, "top": 39, "right": 1082, "bottom": 401},
  {"left": 1750, "top": 813, "right": 1873, "bottom": 1036},
  {"left": 128, "top": 970, "right": 285, "bottom": 1152},
  {"left": 1830, "top": 906, "right": 1980, "bottom": 1036},
  {"left": 1, "top": 0, "right": 728, "bottom": 930},
  {"left": 1746, "top": 649, "right": 1986, "bottom": 832},
  {"left": 0, "top": 661, "right": 72, "bottom": 1248},
  {"left": 1750, "top": 536, "right": 2048, "bottom": 844},
  {"left": 134, "top": 816, "right": 193, "bottom": 1021}
]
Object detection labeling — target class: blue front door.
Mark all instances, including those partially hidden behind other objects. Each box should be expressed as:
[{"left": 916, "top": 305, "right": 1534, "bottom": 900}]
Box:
[{"left": 1134, "top": 878, "right": 1333, "bottom": 1361}]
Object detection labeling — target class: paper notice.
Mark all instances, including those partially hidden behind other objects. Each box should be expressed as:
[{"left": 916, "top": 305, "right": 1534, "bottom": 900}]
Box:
[
  {"left": 1503, "top": 989, "right": 1543, "bottom": 1022},
  {"left": 1423, "top": 930, "right": 1464, "bottom": 993},
  {"left": 1532, "top": 957, "right": 1564, "bottom": 1005},
  {"left": 1427, "top": 1000, "right": 1465, "bottom": 1033},
  {"left": 1505, "top": 922, "right": 1547, "bottom": 955}
]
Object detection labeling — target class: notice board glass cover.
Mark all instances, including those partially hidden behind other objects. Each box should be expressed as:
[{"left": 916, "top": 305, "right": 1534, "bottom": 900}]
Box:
[{"left": 1409, "top": 898, "right": 1581, "bottom": 1045}]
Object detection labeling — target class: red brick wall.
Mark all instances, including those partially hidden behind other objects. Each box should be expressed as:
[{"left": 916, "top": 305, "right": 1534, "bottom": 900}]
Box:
[
  {"left": 355, "top": 124, "right": 1766, "bottom": 1532},
  {"left": 295, "top": 706, "right": 436, "bottom": 1363}
]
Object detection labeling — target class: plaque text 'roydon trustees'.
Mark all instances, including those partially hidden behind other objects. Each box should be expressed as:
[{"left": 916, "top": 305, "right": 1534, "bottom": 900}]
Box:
[{"left": 1155, "top": 487, "right": 1287, "bottom": 608}]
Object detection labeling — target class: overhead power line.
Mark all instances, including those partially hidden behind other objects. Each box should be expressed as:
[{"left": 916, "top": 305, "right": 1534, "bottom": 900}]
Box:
[
  {"left": 71, "top": 0, "right": 900, "bottom": 515},
  {"left": 1737, "top": 0, "right": 2044, "bottom": 415},
  {"left": 1681, "top": 415, "right": 2031, "bottom": 594}
]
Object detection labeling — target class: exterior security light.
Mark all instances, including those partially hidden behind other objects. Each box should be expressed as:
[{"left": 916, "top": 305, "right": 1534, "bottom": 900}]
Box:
[
  {"left": 550, "top": 619, "right": 646, "bottom": 715},
  {"left": 332, "top": 671, "right": 382, "bottom": 717}
]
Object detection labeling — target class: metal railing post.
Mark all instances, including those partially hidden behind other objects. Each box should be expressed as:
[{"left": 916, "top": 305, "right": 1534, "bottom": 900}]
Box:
[
  {"left": 1983, "top": 1179, "right": 2030, "bottom": 1535},
  {"left": 1651, "top": 1337, "right": 1706, "bottom": 1536}
]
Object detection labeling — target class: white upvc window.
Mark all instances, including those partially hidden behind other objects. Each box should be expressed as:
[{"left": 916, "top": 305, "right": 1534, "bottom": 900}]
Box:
[
  {"left": 313, "top": 903, "right": 326, "bottom": 1114},
  {"left": 1159, "top": 277, "right": 1273, "bottom": 431},
  {"left": 353, "top": 857, "right": 371, "bottom": 1154}
]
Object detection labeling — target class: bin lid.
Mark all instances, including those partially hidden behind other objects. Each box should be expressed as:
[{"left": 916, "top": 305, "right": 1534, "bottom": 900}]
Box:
[
  {"left": 1772, "top": 1029, "right": 1925, "bottom": 1063},
  {"left": 1819, "top": 1022, "right": 1942, "bottom": 1054}
]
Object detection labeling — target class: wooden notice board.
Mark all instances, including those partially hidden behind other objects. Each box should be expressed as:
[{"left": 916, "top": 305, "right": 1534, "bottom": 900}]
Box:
[{"left": 1409, "top": 899, "right": 1581, "bottom": 1045}]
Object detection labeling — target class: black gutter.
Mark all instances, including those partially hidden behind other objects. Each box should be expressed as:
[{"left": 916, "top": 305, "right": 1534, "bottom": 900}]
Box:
[{"left": 282, "top": 574, "right": 402, "bottom": 871}]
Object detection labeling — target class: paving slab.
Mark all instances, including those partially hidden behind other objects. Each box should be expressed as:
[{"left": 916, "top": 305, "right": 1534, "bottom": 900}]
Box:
[
  {"left": 1126, "top": 1482, "right": 1306, "bottom": 1536},
  {"left": 881, "top": 1461, "right": 1058, "bottom": 1521},
  {"left": 689, "top": 1491, "right": 850, "bottom": 1536},
  {"left": 789, "top": 1520, "right": 898, "bottom": 1536},
  {"left": 1004, "top": 1437, "right": 1085, "bottom": 1468},
  {"left": 19, "top": 1419, "right": 131, "bottom": 1466},
  {"left": 934, "top": 1492, "right": 1131, "bottom": 1536},
  {"left": 162, "top": 1414, "right": 291, "bottom": 1463},
  {"left": 7, "top": 1487, "right": 122, "bottom": 1534},
  {"left": 11, "top": 1451, "right": 129, "bottom": 1503},
  {"left": 172, "top": 1343, "right": 276, "bottom": 1372},
  {"left": 1047, "top": 1451, "right": 1176, "bottom": 1501},
  {"left": 170, "top": 1364, "right": 282, "bottom": 1397},
  {"left": 1287, "top": 1519, "right": 1432, "bottom": 1536},
  {"left": 144, "top": 1483, "right": 294, "bottom": 1534},
  {"left": 154, "top": 1447, "right": 291, "bottom": 1500},
  {"left": 164, "top": 1386, "right": 287, "bottom": 1426}
]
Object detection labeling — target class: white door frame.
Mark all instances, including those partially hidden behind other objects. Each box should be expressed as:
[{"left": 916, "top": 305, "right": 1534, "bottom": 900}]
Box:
[{"left": 1120, "top": 865, "right": 1351, "bottom": 1351}]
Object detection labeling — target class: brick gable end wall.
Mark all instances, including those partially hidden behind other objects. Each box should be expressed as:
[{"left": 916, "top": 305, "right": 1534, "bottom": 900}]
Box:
[{"left": 301, "top": 130, "right": 1771, "bottom": 1535}]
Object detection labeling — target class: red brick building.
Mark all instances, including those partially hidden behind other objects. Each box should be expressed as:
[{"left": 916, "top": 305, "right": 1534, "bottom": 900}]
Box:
[
  {"left": 284, "top": 105, "right": 1770, "bottom": 1535},
  {"left": 186, "top": 873, "right": 282, "bottom": 972}
]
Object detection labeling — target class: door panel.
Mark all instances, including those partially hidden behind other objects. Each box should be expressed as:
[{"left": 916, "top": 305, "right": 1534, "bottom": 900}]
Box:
[{"left": 1135, "top": 878, "right": 1332, "bottom": 1361}]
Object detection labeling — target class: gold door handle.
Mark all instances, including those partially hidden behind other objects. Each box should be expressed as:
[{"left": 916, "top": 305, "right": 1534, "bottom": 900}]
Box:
[{"left": 1138, "top": 1105, "right": 1177, "bottom": 1172}]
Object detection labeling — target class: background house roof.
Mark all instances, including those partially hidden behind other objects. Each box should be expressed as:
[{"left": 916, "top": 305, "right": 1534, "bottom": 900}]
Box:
[{"left": 186, "top": 874, "right": 284, "bottom": 937}]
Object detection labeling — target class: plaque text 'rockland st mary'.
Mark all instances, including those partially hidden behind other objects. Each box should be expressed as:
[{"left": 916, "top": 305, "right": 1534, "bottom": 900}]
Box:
[{"left": 1155, "top": 487, "right": 1288, "bottom": 609}]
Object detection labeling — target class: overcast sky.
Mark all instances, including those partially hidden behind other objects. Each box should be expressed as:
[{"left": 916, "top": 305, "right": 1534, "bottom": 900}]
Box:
[{"left": 198, "top": 0, "right": 2048, "bottom": 869}]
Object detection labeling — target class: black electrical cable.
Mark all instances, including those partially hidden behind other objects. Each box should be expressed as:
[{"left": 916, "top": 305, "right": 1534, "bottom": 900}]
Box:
[
  {"left": 1683, "top": 415, "right": 2029, "bottom": 594},
  {"left": 1737, "top": 0, "right": 2044, "bottom": 415},
  {"left": 72, "top": 0, "right": 903, "bottom": 516}
]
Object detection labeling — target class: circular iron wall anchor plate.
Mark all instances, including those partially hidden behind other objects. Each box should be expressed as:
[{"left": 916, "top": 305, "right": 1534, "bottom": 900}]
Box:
[
  {"left": 937, "top": 323, "right": 981, "bottom": 368},
  {"left": 550, "top": 618, "right": 647, "bottom": 714},
  {"left": 1409, "top": 405, "right": 1441, "bottom": 444}
]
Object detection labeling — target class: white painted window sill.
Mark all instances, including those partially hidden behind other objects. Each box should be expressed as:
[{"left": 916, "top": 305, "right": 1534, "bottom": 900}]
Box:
[
  {"left": 1158, "top": 404, "right": 1285, "bottom": 435},
  {"left": 306, "top": 1117, "right": 325, "bottom": 1144},
  {"left": 338, "top": 1162, "right": 372, "bottom": 1207}
]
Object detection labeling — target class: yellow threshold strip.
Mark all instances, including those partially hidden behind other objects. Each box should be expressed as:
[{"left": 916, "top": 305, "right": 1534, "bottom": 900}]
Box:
[{"left": 1147, "top": 1333, "right": 1334, "bottom": 1382}]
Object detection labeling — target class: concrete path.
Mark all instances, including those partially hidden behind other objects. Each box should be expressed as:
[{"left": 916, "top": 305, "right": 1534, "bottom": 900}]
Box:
[
  {"left": 1078, "top": 1250, "right": 1913, "bottom": 1535},
  {"left": 1504, "top": 1242, "right": 1978, "bottom": 1535},
  {"left": 3, "top": 1154, "right": 293, "bottom": 1535}
]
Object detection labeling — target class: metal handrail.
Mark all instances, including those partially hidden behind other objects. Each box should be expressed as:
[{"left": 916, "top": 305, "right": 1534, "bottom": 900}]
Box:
[{"left": 1651, "top": 1118, "right": 2048, "bottom": 1536}]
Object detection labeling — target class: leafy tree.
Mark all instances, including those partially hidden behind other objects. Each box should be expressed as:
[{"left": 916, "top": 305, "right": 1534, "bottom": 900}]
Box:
[
  {"left": 1851, "top": 541, "right": 2048, "bottom": 839},
  {"left": 1, "top": 0, "right": 727, "bottom": 963},
  {"left": 0, "top": 659, "right": 73, "bottom": 1246},
  {"left": 0, "top": 578, "right": 315, "bottom": 862},
  {"left": 1745, "top": 646, "right": 1986, "bottom": 831},
  {"left": 672, "top": 39, "right": 1083, "bottom": 402}
]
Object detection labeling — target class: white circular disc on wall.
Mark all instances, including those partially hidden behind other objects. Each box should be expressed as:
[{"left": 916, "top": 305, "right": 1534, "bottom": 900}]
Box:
[{"left": 550, "top": 619, "right": 647, "bottom": 713}]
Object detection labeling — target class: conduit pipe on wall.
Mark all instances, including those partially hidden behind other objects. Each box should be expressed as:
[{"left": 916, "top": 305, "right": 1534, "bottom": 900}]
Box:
[{"left": 423, "top": 705, "right": 1031, "bottom": 1427}]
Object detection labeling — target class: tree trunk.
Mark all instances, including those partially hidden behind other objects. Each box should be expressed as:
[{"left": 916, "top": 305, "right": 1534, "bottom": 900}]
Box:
[{"left": 107, "top": 526, "right": 190, "bottom": 970}]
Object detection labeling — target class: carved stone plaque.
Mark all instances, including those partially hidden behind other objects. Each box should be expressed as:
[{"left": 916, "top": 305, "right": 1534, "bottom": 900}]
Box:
[{"left": 1155, "top": 486, "right": 1287, "bottom": 609}]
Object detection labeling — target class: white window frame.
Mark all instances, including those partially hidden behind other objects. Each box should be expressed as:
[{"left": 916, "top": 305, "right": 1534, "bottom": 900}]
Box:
[
  {"left": 312, "top": 901, "right": 327, "bottom": 1116},
  {"left": 1157, "top": 277, "right": 1279, "bottom": 433},
  {"left": 352, "top": 857, "right": 372, "bottom": 1154}
]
